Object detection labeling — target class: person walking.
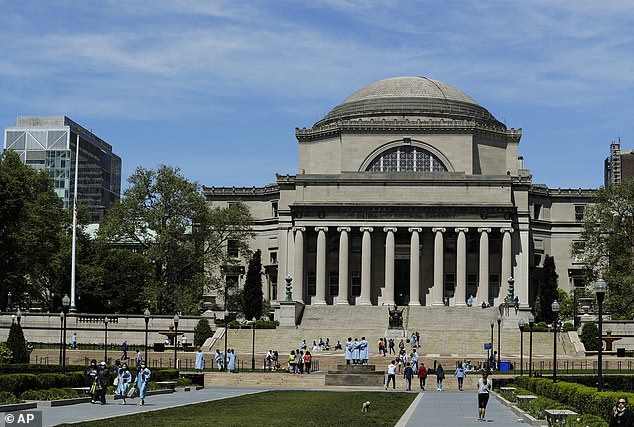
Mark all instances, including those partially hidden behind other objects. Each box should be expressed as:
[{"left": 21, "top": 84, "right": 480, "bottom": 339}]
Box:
[
  {"left": 610, "top": 396, "right": 634, "bottom": 427},
  {"left": 403, "top": 362, "right": 413, "bottom": 391},
  {"left": 454, "top": 364, "right": 466, "bottom": 391},
  {"left": 418, "top": 362, "right": 427, "bottom": 390},
  {"left": 121, "top": 340, "right": 128, "bottom": 360},
  {"left": 436, "top": 363, "right": 445, "bottom": 391},
  {"left": 135, "top": 361, "right": 151, "bottom": 406},
  {"left": 115, "top": 363, "right": 132, "bottom": 404},
  {"left": 195, "top": 348, "right": 205, "bottom": 372},
  {"left": 86, "top": 359, "right": 99, "bottom": 404},
  {"left": 386, "top": 360, "right": 397, "bottom": 390},
  {"left": 71, "top": 333, "right": 77, "bottom": 349},
  {"left": 477, "top": 371, "right": 493, "bottom": 421},
  {"left": 97, "top": 362, "right": 109, "bottom": 405}
]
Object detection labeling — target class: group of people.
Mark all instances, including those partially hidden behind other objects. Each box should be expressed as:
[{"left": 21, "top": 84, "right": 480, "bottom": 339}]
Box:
[
  {"left": 85, "top": 358, "right": 151, "bottom": 406},
  {"left": 344, "top": 337, "right": 369, "bottom": 365},
  {"left": 287, "top": 349, "right": 313, "bottom": 374},
  {"left": 213, "top": 349, "right": 237, "bottom": 372},
  {"left": 300, "top": 337, "right": 331, "bottom": 352}
]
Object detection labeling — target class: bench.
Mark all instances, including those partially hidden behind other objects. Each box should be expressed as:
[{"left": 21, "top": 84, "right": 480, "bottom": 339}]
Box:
[
  {"left": 155, "top": 381, "right": 177, "bottom": 391},
  {"left": 516, "top": 395, "right": 538, "bottom": 405},
  {"left": 499, "top": 387, "right": 516, "bottom": 392},
  {"left": 72, "top": 387, "right": 91, "bottom": 396},
  {"left": 545, "top": 409, "right": 577, "bottom": 424}
]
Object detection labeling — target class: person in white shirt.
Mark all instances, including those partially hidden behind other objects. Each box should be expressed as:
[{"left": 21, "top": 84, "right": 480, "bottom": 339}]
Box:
[
  {"left": 477, "top": 371, "right": 493, "bottom": 421},
  {"left": 385, "top": 360, "right": 397, "bottom": 390}
]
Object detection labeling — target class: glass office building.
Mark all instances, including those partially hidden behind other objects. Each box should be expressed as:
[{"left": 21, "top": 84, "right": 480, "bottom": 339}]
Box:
[{"left": 3, "top": 116, "right": 121, "bottom": 222}]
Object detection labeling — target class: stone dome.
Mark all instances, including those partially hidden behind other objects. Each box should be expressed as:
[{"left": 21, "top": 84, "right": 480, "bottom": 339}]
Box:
[{"left": 315, "top": 76, "right": 503, "bottom": 129}]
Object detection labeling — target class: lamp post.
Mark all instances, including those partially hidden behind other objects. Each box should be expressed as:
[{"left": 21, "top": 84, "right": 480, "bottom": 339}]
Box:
[
  {"left": 62, "top": 294, "right": 70, "bottom": 371},
  {"left": 59, "top": 311, "right": 64, "bottom": 365},
  {"left": 251, "top": 317, "right": 257, "bottom": 370},
  {"left": 497, "top": 314, "right": 502, "bottom": 371},
  {"left": 7, "top": 291, "right": 11, "bottom": 311},
  {"left": 528, "top": 313, "right": 535, "bottom": 377},
  {"left": 519, "top": 319, "right": 525, "bottom": 376},
  {"left": 595, "top": 278, "right": 606, "bottom": 391},
  {"left": 552, "top": 300, "right": 560, "bottom": 382},
  {"left": 224, "top": 309, "right": 229, "bottom": 371},
  {"left": 104, "top": 317, "right": 109, "bottom": 363},
  {"left": 490, "top": 320, "right": 494, "bottom": 371},
  {"left": 173, "top": 314, "right": 179, "bottom": 369},
  {"left": 144, "top": 309, "right": 150, "bottom": 364},
  {"left": 16, "top": 308, "right": 22, "bottom": 325}
]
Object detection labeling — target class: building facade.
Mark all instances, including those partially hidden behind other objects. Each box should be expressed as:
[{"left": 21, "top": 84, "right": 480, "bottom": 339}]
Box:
[
  {"left": 4, "top": 116, "right": 121, "bottom": 222},
  {"left": 605, "top": 140, "right": 634, "bottom": 186},
  {"left": 205, "top": 77, "right": 594, "bottom": 309}
]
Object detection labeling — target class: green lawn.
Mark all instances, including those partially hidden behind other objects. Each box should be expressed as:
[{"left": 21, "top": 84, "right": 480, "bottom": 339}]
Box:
[{"left": 60, "top": 390, "right": 416, "bottom": 427}]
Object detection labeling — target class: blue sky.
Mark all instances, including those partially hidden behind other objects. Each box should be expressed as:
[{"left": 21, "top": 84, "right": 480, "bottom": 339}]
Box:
[{"left": 1, "top": 1, "right": 633, "bottom": 190}]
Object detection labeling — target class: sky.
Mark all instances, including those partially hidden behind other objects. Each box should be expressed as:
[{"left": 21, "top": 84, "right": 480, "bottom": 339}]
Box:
[{"left": 1, "top": 0, "right": 633, "bottom": 191}]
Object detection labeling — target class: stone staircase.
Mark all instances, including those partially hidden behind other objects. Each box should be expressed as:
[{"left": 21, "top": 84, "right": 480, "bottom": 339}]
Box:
[{"left": 208, "top": 305, "right": 575, "bottom": 360}]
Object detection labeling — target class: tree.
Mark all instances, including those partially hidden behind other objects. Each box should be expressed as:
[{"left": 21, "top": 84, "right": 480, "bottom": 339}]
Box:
[
  {"left": 580, "top": 322, "right": 599, "bottom": 351},
  {"left": 242, "top": 250, "right": 263, "bottom": 320},
  {"left": 6, "top": 323, "right": 29, "bottom": 363},
  {"left": 0, "top": 150, "right": 69, "bottom": 311},
  {"left": 575, "top": 178, "right": 634, "bottom": 319},
  {"left": 98, "top": 165, "right": 253, "bottom": 315},
  {"left": 193, "top": 317, "right": 213, "bottom": 348},
  {"left": 536, "top": 255, "right": 559, "bottom": 324}
]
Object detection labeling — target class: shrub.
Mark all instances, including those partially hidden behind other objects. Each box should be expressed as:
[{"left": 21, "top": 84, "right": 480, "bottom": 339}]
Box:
[
  {"left": 0, "top": 391, "right": 20, "bottom": 405},
  {"left": 563, "top": 322, "right": 576, "bottom": 332},
  {"left": 563, "top": 413, "right": 608, "bottom": 426},
  {"left": 194, "top": 318, "right": 213, "bottom": 348},
  {"left": 0, "top": 373, "right": 83, "bottom": 396},
  {"left": 149, "top": 368, "right": 179, "bottom": 382},
  {"left": 580, "top": 322, "right": 599, "bottom": 351},
  {"left": 6, "top": 323, "right": 29, "bottom": 363},
  {"left": 175, "top": 377, "right": 193, "bottom": 387},
  {"left": 20, "top": 388, "right": 80, "bottom": 401},
  {"left": 0, "top": 343, "right": 12, "bottom": 363}
]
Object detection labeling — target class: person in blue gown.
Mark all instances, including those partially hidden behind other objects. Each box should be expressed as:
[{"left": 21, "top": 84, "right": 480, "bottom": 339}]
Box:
[
  {"left": 195, "top": 348, "right": 205, "bottom": 372},
  {"left": 115, "top": 363, "right": 132, "bottom": 404},
  {"left": 344, "top": 337, "right": 353, "bottom": 365},
  {"left": 359, "top": 337, "right": 369, "bottom": 365},
  {"left": 135, "top": 362, "right": 151, "bottom": 406}
]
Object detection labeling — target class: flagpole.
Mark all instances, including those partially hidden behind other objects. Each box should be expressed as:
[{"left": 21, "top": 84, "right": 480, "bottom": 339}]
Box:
[{"left": 69, "top": 127, "right": 80, "bottom": 313}]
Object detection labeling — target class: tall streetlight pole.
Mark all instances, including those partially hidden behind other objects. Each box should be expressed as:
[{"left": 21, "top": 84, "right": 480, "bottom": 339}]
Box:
[
  {"left": 104, "top": 316, "right": 109, "bottom": 363},
  {"left": 595, "top": 279, "right": 606, "bottom": 391},
  {"left": 224, "top": 309, "right": 229, "bottom": 371},
  {"left": 552, "top": 300, "right": 560, "bottom": 382},
  {"left": 497, "top": 314, "right": 502, "bottom": 371},
  {"left": 173, "top": 314, "right": 180, "bottom": 369},
  {"left": 59, "top": 311, "right": 64, "bottom": 365},
  {"left": 519, "top": 319, "right": 525, "bottom": 376},
  {"left": 144, "top": 309, "right": 150, "bottom": 364},
  {"left": 528, "top": 313, "right": 534, "bottom": 377},
  {"left": 490, "top": 320, "right": 494, "bottom": 371},
  {"left": 69, "top": 128, "right": 81, "bottom": 313},
  {"left": 251, "top": 317, "right": 257, "bottom": 370},
  {"left": 62, "top": 294, "right": 70, "bottom": 371}
]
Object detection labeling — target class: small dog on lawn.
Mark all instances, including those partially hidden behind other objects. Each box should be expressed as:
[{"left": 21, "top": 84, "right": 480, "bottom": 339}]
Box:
[{"left": 361, "top": 401, "right": 371, "bottom": 412}]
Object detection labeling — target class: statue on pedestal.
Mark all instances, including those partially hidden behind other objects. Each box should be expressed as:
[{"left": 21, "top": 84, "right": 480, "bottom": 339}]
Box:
[{"left": 388, "top": 305, "right": 404, "bottom": 328}]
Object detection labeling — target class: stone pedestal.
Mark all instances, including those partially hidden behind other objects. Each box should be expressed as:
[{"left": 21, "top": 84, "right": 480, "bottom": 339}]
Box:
[
  {"left": 324, "top": 364, "right": 385, "bottom": 386},
  {"left": 277, "top": 301, "right": 304, "bottom": 328}
]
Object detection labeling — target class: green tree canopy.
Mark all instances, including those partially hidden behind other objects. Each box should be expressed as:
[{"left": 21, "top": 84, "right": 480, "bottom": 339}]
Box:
[
  {"left": 6, "top": 323, "right": 29, "bottom": 363},
  {"left": 575, "top": 178, "right": 634, "bottom": 319},
  {"left": 0, "top": 150, "right": 69, "bottom": 311},
  {"left": 98, "top": 165, "right": 253, "bottom": 315},
  {"left": 535, "top": 255, "right": 559, "bottom": 324},
  {"left": 193, "top": 317, "right": 213, "bottom": 348}
]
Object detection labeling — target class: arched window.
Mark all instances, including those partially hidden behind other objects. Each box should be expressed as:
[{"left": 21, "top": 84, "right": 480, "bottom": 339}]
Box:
[{"left": 366, "top": 146, "right": 447, "bottom": 172}]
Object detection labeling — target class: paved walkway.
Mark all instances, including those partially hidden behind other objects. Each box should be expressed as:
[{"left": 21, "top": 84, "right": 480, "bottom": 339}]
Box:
[
  {"left": 19, "top": 387, "right": 525, "bottom": 426},
  {"left": 397, "top": 390, "right": 525, "bottom": 426}
]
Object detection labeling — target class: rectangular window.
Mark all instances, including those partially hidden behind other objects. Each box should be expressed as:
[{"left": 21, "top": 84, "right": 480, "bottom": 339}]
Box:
[
  {"left": 271, "top": 201, "right": 278, "bottom": 217},
  {"left": 534, "top": 204, "right": 542, "bottom": 220},
  {"left": 351, "top": 272, "right": 361, "bottom": 297},
  {"left": 572, "top": 241, "right": 585, "bottom": 263},
  {"left": 271, "top": 277, "right": 278, "bottom": 301},
  {"left": 227, "top": 240, "right": 239, "bottom": 257},
  {"left": 351, "top": 236, "right": 361, "bottom": 253},
  {"left": 329, "top": 272, "right": 339, "bottom": 296},
  {"left": 307, "top": 271, "right": 316, "bottom": 296},
  {"left": 575, "top": 205, "right": 585, "bottom": 222},
  {"left": 269, "top": 251, "right": 277, "bottom": 264}
]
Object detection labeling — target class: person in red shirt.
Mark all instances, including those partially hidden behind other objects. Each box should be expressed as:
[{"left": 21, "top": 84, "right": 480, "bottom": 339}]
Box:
[{"left": 418, "top": 362, "right": 428, "bottom": 390}]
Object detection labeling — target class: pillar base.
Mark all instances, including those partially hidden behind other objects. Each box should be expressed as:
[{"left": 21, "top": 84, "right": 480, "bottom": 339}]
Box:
[
  {"left": 431, "top": 302, "right": 445, "bottom": 306},
  {"left": 334, "top": 297, "right": 350, "bottom": 305},
  {"left": 408, "top": 302, "right": 421, "bottom": 306}
]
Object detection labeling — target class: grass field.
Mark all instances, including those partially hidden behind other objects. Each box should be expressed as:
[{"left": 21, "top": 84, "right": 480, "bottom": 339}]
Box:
[{"left": 59, "top": 390, "right": 416, "bottom": 427}]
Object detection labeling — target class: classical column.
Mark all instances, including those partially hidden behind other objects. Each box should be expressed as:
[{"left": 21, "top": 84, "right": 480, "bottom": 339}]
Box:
[
  {"left": 455, "top": 227, "right": 468, "bottom": 306},
  {"left": 499, "top": 227, "right": 514, "bottom": 305},
  {"left": 359, "top": 227, "right": 373, "bottom": 305},
  {"left": 432, "top": 228, "right": 446, "bottom": 306},
  {"left": 278, "top": 227, "right": 288, "bottom": 281},
  {"left": 293, "top": 227, "right": 305, "bottom": 302},
  {"left": 408, "top": 228, "right": 422, "bottom": 306},
  {"left": 314, "top": 226, "right": 328, "bottom": 305},
  {"left": 383, "top": 227, "right": 397, "bottom": 305},
  {"left": 478, "top": 228, "right": 491, "bottom": 305},
  {"left": 336, "top": 227, "right": 351, "bottom": 305}
]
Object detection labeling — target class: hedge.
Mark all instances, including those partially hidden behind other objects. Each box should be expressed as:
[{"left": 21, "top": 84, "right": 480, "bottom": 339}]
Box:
[
  {"left": 0, "top": 373, "right": 85, "bottom": 396},
  {"left": 0, "top": 391, "right": 21, "bottom": 405},
  {"left": 514, "top": 376, "right": 634, "bottom": 423},
  {"left": 20, "top": 388, "right": 81, "bottom": 401},
  {"left": 0, "top": 364, "right": 86, "bottom": 374}
]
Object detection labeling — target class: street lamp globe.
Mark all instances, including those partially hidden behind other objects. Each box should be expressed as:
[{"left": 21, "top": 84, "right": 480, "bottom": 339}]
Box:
[
  {"left": 595, "top": 279, "right": 606, "bottom": 299},
  {"left": 144, "top": 308, "right": 150, "bottom": 319},
  {"left": 519, "top": 319, "right": 525, "bottom": 330},
  {"left": 551, "top": 300, "right": 560, "bottom": 314},
  {"left": 62, "top": 294, "right": 71, "bottom": 311}
]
